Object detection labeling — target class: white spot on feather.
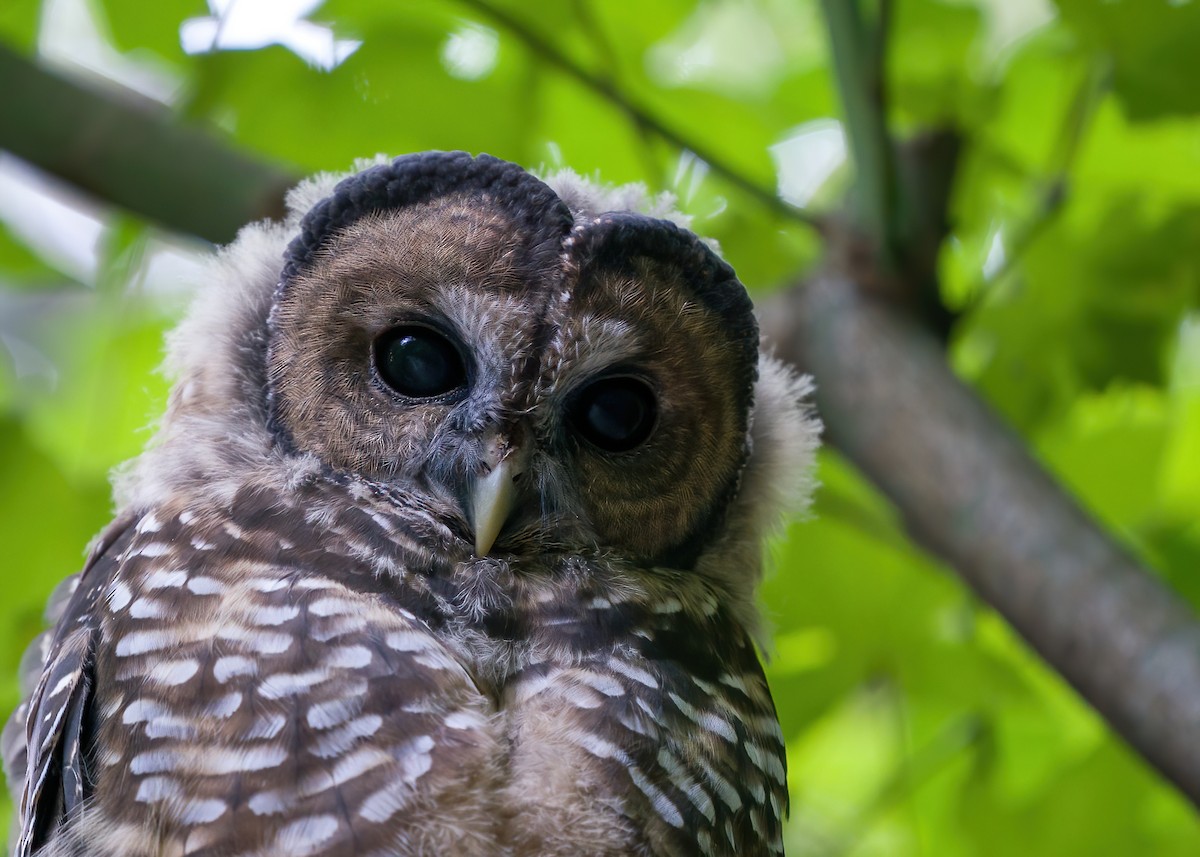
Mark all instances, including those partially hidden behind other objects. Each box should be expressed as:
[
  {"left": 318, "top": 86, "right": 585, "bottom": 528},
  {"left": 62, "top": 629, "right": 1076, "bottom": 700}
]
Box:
[
  {"left": 148, "top": 659, "right": 200, "bottom": 687},
  {"left": 250, "top": 604, "right": 301, "bottom": 626},
  {"left": 144, "top": 715, "right": 196, "bottom": 740},
  {"left": 312, "top": 715, "right": 383, "bottom": 758},
  {"left": 358, "top": 738, "right": 435, "bottom": 823},
  {"left": 244, "top": 712, "right": 287, "bottom": 740},
  {"left": 385, "top": 629, "right": 432, "bottom": 652},
  {"left": 652, "top": 596, "right": 683, "bottom": 614},
  {"left": 306, "top": 745, "right": 390, "bottom": 790},
  {"left": 129, "top": 597, "right": 168, "bottom": 619},
  {"left": 217, "top": 626, "right": 292, "bottom": 654},
  {"left": 135, "top": 776, "right": 181, "bottom": 803},
  {"left": 122, "top": 698, "right": 167, "bottom": 724},
  {"left": 669, "top": 693, "right": 736, "bottom": 742},
  {"left": 307, "top": 697, "right": 362, "bottom": 730},
  {"left": 199, "top": 745, "right": 289, "bottom": 774},
  {"left": 572, "top": 731, "right": 632, "bottom": 765},
  {"left": 115, "top": 630, "right": 175, "bottom": 656},
  {"left": 444, "top": 710, "right": 487, "bottom": 730},
  {"left": 203, "top": 691, "right": 243, "bottom": 718},
  {"left": 326, "top": 644, "right": 373, "bottom": 669},
  {"left": 272, "top": 814, "right": 339, "bottom": 855},
  {"left": 575, "top": 670, "right": 625, "bottom": 697},
  {"left": 249, "top": 790, "right": 289, "bottom": 816},
  {"left": 258, "top": 669, "right": 330, "bottom": 699},
  {"left": 214, "top": 655, "right": 256, "bottom": 683},
  {"left": 630, "top": 766, "right": 685, "bottom": 828},
  {"left": 143, "top": 568, "right": 187, "bottom": 589},
  {"left": 607, "top": 657, "right": 658, "bottom": 688},
  {"left": 310, "top": 597, "right": 358, "bottom": 617},
  {"left": 106, "top": 581, "right": 132, "bottom": 612},
  {"left": 186, "top": 576, "right": 222, "bottom": 594},
  {"left": 177, "top": 797, "right": 227, "bottom": 825}
]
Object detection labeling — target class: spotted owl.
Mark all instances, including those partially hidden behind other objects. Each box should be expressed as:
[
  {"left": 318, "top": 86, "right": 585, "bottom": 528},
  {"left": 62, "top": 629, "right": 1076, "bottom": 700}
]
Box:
[{"left": 3, "top": 152, "right": 820, "bottom": 857}]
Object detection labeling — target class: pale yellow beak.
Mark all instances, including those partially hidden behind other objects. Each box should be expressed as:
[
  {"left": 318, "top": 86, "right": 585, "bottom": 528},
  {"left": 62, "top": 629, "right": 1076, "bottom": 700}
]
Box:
[{"left": 471, "top": 456, "right": 519, "bottom": 556}]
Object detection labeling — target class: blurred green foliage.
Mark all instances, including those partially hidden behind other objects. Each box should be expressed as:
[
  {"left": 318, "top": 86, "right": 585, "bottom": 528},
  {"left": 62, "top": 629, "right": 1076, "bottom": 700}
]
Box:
[{"left": 2, "top": 0, "right": 1200, "bottom": 853}]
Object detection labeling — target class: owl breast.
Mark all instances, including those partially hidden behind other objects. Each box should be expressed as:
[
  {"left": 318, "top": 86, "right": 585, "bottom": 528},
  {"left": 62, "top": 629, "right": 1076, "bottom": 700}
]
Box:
[{"left": 63, "top": 479, "right": 783, "bottom": 857}]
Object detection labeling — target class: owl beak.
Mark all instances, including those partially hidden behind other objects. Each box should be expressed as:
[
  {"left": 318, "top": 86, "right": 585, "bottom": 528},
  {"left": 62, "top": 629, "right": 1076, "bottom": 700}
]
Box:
[
  {"left": 471, "top": 458, "right": 517, "bottom": 555},
  {"left": 471, "top": 441, "right": 527, "bottom": 556}
]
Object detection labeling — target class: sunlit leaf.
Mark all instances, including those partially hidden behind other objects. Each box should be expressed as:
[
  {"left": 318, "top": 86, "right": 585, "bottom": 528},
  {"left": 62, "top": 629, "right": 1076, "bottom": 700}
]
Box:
[{"left": 1054, "top": 0, "right": 1200, "bottom": 121}]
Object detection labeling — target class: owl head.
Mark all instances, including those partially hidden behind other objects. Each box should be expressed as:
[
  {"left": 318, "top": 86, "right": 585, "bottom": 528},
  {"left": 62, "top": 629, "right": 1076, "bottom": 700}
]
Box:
[{"left": 119, "top": 152, "right": 819, "bottom": 627}]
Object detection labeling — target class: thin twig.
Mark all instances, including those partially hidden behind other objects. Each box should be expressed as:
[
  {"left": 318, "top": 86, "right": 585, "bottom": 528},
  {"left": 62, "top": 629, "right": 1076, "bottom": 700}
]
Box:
[
  {"left": 965, "top": 58, "right": 1110, "bottom": 305},
  {"left": 568, "top": 0, "right": 663, "bottom": 188},
  {"left": 457, "top": 0, "right": 826, "bottom": 230}
]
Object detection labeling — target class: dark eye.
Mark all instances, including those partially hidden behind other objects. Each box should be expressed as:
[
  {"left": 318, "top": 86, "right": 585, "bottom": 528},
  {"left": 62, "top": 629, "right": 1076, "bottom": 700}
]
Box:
[
  {"left": 569, "top": 377, "right": 657, "bottom": 452},
  {"left": 374, "top": 326, "right": 467, "bottom": 398}
]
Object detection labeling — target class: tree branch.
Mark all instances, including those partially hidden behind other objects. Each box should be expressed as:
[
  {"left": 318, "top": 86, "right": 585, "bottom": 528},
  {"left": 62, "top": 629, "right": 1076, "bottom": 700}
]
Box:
[
  {"left": 0, "top": 41, "right": 295, "bottom": 244},
  {"left": 456, "top": 0, "right": 826, "bottom": 230},
  {"left": 760, "top": 277, "right": 1200, "bottom": 808}
]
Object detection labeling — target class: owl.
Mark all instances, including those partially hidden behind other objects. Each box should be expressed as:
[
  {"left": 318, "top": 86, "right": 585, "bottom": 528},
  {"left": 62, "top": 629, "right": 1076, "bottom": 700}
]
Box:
[{"left": 2, "top": 152, "right": 820, "bottom": 857}]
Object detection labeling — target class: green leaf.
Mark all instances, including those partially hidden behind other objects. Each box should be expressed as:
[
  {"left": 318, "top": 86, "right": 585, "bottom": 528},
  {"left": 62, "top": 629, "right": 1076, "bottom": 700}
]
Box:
[
  {"left": 888, "top": 0, "right": 986, "bottom": 127},
  {"left": 20, "top": 296, "right": 170, "bottom": 482},
  {"left": 99, "top": 0, "right": 204, "bottom": 62},
  {"left": 1054, "top": 0, "right": 1200, "bottom": 121},
  {"left": 957, "top": 199, "right": 1199, "bottom": 430},
  {"left": 0, "top": 220, "right": 61, "bottom": 286},
  {"left": 0, "top": 0, "right": 41, "bottom": 51}
]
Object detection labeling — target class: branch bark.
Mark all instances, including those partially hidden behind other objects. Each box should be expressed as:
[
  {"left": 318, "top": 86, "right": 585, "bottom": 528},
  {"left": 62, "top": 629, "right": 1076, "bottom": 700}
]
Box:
[
  {"left": 0, "top": 42, "right": 294, "bottom": 244},
  {"left": 760, "top": 278, "right": 1200, "bottom": 805}
]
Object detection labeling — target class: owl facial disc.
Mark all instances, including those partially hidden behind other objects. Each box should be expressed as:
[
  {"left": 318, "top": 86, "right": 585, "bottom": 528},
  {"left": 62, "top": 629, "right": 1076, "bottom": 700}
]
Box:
[{"left": 269, "top": 152, "right": 761, "bottom": 566}]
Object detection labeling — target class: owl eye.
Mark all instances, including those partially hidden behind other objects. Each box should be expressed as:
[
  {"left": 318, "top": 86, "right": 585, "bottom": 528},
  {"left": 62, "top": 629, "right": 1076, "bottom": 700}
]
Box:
[
  {"left": 569, "top": 377, "right": 657, "bottom": 453},
  {"left": 375, "top": 326, "right": 467, "bottom": 398}
]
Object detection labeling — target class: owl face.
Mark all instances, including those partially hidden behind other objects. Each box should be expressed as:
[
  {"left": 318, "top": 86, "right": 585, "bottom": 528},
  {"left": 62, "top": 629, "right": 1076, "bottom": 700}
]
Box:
[{"left": 267, "top": 153, "right": 758, "bottom": 568}]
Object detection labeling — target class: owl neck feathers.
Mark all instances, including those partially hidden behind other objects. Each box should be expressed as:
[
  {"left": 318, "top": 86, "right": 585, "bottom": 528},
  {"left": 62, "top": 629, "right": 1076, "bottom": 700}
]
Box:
[{"left": 696, "top": 354, "right": 822, "bottom": 642}]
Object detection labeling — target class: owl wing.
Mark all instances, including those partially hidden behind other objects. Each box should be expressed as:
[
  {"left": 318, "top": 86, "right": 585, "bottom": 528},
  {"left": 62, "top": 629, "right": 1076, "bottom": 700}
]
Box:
[
  {"left": 5, "top": 515, "right": 137, "bottom": 857},
  {"left": 507, "top": 592, "right": 788, "bottom": 857},
  {"left": 628, "top": 634, "right": 788, "bottom": 857},
  {"left": 12, "top": 492, "right": 507, "bottom": 857},
  {"left": 595, "top": 634, "right": 786, "bottom": 857}
]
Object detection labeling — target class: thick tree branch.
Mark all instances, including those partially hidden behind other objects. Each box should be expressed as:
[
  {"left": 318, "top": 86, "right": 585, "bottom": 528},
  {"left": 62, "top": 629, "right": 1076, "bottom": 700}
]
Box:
[
  {"left": 761, "top": 278, "right": 1200, "bottom": 807},
  {"left": 0, "top": 41, "right": 294, "bottom": 244}
]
